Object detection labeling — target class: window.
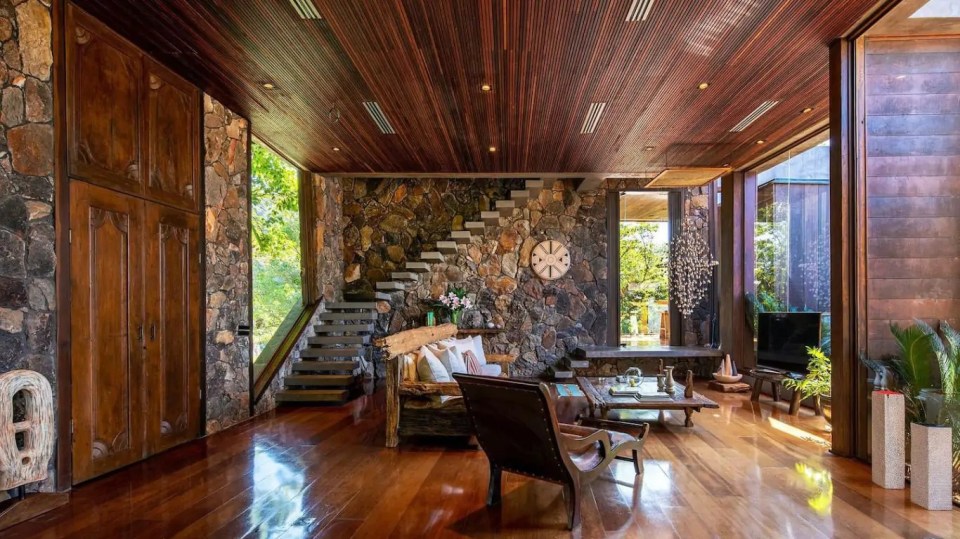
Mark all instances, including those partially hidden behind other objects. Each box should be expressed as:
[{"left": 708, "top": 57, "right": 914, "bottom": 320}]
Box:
[
  {"left": 750, "top": 132, "right": 831, "bottom": 358},
  {"left": 618, "top": 192, "right": 670, "bottom": 345},
  {"left": 250, "top": 141, "right": 304, "bottom": 369}
]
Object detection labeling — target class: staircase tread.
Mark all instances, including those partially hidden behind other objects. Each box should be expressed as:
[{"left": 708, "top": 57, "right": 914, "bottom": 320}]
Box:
[{"left": 325, "top": 302, "right": 377, "bottom": 310}]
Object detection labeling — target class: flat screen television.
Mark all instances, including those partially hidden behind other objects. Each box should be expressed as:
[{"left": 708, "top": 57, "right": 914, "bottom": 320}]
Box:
[{"left": 756, "top": 312, "right": 822, "bottom": 373}]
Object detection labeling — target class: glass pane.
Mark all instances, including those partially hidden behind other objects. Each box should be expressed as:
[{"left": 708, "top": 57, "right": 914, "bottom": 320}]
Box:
[
  {"left": 751, "top": 132, "right": 831, "bottom": 372},
  {"left": 250, "top": 142, "right": 303, "bottom": 363},
  {"left": 619, "top": 192, "right": 670, "bottom": 346}
]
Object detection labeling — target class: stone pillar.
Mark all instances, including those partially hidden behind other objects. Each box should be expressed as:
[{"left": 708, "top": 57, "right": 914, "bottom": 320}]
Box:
[
  {"left": 910, "top": 422, "right": 953, "bottom": 510},
  {"left": 871, "top": 391, "right": 904, "bottom": 489}
]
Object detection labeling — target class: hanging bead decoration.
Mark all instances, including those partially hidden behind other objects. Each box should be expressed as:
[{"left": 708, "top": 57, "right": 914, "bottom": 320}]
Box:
[{"left": 668, "top": 214, "right": 716, "bottom": 317}]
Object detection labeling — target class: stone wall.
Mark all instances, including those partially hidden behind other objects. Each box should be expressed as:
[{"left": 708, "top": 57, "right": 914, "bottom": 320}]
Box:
[
  {"left": 202, "top": 95, "right": 251, "bottom": 434},
  {"left": 342, "top": 179, "right": 608, "bottom": 377},
  {"left": 0, "top": 0, "right": 55, "bottom": 490}
]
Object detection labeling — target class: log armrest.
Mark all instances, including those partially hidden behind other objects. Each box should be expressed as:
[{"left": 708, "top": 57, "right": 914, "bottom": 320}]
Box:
[{"left": 398, "top": 381, "right": 461, "bottom": 397}]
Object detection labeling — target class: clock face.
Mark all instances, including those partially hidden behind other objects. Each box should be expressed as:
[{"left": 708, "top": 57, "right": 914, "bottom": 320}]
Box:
[{"left": 531, "top": 240, "right": 571, "bottom": 281}]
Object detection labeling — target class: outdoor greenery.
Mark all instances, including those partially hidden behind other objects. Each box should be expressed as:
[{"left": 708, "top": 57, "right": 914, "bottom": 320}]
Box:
[
  {"left": 619, "top": 222, "right": 669, "bottom": 336},
  {"left": 251, "top": 142, "right": 303, "bottom": 361}
]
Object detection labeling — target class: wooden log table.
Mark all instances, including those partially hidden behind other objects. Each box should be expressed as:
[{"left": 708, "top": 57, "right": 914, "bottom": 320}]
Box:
[{"left": 575, "top": 376, "right": 719, "bottom": 427}]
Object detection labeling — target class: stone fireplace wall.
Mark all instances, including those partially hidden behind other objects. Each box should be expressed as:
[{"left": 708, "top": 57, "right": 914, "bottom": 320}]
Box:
[
  {"left": 342, "top": 179, "right": 609, "bottom": 377},
  {"left": 203, "top": 95, "right": 251, "bottom": 434},
  {"left": 0, "top": 0, "right": 55, "bottom": 491}
]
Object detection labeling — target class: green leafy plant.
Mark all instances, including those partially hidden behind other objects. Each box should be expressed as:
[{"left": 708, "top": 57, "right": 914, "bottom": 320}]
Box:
[
  {"left": 920, "top": 320, "right": 960, "bottom": 399},
  {"left": 886, "top": 321, "right": 938, "bottom": 423},
  {"left": 784, "top": 346, "right": 831, "bottom": 400}
]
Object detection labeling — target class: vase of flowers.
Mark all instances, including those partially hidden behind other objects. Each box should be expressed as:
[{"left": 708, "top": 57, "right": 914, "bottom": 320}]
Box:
[{"left": 435, "top": 287, "right": 472, "bottom": 326}]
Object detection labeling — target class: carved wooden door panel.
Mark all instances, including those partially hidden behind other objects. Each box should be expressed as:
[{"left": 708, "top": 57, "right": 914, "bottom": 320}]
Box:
[
  {"left": 69, "top": 180, "right": 145, "bottom": 483},
  {"left": 66, "top": 5, "right": 143, "bottom": 194},
  {"left": 143, "top": 204, "right": 202, "bottom": 454},
  {"left": 143, "top": 59, "right": 200, "bottom": 211}
]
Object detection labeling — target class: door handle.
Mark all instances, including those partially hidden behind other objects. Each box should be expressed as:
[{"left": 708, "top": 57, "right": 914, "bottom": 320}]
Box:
[
  {"left": 138, "top": 325, "right": 144, "bottom": 343},
  {"left": 150, "top": 323, "right": 157, "bottom": 341}
]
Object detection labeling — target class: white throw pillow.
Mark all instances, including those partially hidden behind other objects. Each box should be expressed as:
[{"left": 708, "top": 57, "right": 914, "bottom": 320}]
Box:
[
  {"left": 480, "top": 363, "right": 502, "bottom": 377},
  {"left": 439, "top": 345, "right": 467, "bottom": 375},
  {"left": 471, "top": 335, "right": 488, "bottom": 365},
  {"left": 417, "top": 345, "right": 452, "bottom": 382}
]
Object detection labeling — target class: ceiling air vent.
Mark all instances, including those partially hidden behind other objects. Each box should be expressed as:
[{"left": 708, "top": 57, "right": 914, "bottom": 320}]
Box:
[
  {"left": 626, "top": 0, "right": 655, "bottom": 22},
  {"left": 580, "top": 102, "right": 607, "bottom": 134},
  {"left": 730, "top": 100, "right": 780, "bottom": 132},
  {"left": 363, "top": 101, "right": 396, "bottom": 134},
  {"left": 288, "top": 0, "right": 321, "bottom": 20}
]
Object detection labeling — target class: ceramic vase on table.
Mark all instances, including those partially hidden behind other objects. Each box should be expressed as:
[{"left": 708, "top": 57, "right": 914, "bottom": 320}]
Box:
[
  {"left": 871, "top": 390, "right": 905, "bottom": 489},
  {"left": 663, "top": 366, "right": 676, "bottom": 393},
  {"left": 910, "top": 422, "right": 953, "bottom": 510}
]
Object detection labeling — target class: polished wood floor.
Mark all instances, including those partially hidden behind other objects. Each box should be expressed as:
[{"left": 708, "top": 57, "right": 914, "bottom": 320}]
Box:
[{"left": 10, "top": 384, "right": 958, "bottom": 538}]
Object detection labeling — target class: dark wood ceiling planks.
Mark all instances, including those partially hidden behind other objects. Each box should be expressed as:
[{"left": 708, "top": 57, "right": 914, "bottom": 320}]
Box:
[{"left": 70, "top": 0, "right": 879, "bottom": 175}]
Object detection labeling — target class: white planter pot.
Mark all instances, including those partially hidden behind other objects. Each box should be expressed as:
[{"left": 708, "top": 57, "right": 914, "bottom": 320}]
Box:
[
  {"left": 909, "top": 422, "right": 953, "bottom": 510},
  {"left": 871, "top": 391, "right": 905, "bottom": 489}
]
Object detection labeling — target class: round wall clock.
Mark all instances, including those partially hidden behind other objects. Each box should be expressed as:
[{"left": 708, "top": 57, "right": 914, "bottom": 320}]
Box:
[{"left": 531, "top": 240, "right": 571, "bottom": 281}]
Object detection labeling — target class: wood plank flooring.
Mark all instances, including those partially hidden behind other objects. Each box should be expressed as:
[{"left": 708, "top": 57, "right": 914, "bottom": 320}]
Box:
[{"left": 9, "top": 384, "right": 958, "bottom": 538}]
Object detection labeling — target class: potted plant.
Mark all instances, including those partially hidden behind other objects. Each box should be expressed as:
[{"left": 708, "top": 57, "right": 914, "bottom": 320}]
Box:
[
  {"left": 784, "top": 346, "right": 831, "bottom": 424},
  {"left": 434, "top": 286, "right": 472, "bottom": 326}
]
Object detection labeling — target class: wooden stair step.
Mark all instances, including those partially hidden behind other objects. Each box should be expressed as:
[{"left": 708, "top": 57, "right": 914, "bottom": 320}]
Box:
[
  {"left": 376, "top": 281, "right": 405, "bottom": 291},
  {"left": 391, "top": 272, "right": 419, "bottom": 281},
  {"left": 465, "top": 221, "right": 484, "bottom": 233},
  {"left": 553, "top": 370, "right": 574, "bottom": 380},
  {"left": 292, "top": 360, "right": 360, "bottom": 372},
  {"left": 422, "top": 251, "right": 446, "bottom": 261},
  {"left": 275, "top": 389, "right": 349, "bottom": 403},
  {"left": 325, "top": 302, "right": 377, "bottom": 310},
  {"left": 405, "top": 262, "right": 431, "bottom": 273},
  {"left": 284, "top": 374, "right": 356, "bottom": 387},
  {"left": 374, "top": 292, "right": 391, "bottom": 301},
  {"left": 496, "top": 200, "right": 516, "bottom": 216},
  {"left": 301, "top": 346, "right": 363, "bottom": 358},
  {"left": 510, "top": 190, "right": 531, "bottom": 201},
  {"left": 313, "top": 323, "right": 374, "bottom": 333},
  {"left": 525, "top": 179, "right": 545, "bottom": 193},
  {"left": 318, "top": 311, "right": 377, "bottom": 321},
  {"left": 569, "top": 359, "right": 589, "bottom": 369},
  {"left": 435, "top": 242, "right": 457, "bottom": 254},
  {"left": 451, "top": 231, "right": 472, "bottom": 244},
  {"left": 481, "top": 211, "right": 500, "bottom": 225},
  {"left": 308, "top": 335, "right": 369, "bottom": 345}
]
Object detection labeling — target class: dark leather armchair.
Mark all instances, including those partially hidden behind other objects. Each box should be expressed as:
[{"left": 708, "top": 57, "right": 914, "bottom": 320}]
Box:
[{"left": 453, "top": 374, "right": 650, "bottom": 530}]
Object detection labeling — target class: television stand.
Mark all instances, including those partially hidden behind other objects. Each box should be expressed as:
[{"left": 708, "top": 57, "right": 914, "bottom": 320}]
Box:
[{"left": 746, "top": 368, "right": 805, "bottom": 415}]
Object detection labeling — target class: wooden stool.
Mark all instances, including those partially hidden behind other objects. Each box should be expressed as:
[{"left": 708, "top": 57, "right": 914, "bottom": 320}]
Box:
[{"left": 747, "top": 369, "right": 805, "bottom": 415}]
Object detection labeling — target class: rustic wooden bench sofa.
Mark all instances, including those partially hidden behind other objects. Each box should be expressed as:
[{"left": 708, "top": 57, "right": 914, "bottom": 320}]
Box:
[{"left": 375, "top": 323, "right": 517, "bottom": 447}]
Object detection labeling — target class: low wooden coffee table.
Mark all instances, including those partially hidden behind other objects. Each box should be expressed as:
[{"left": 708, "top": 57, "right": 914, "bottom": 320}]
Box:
[{"left": 575, "top": 376, "right": 719, "bottom": 427}]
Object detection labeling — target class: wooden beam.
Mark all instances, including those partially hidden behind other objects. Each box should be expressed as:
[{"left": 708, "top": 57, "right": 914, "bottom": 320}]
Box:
[
  {"left": 668, "top": 191, "right": 683, "bottom": 346},
  {"left": 606, "top": 192, "right": 620, "bottom": 346},
  {"left": 829, "top": 38, "right": 855, "bottom": 458},
  {"left": 718, "top": 172, "right": 754, "bottom": 369}
]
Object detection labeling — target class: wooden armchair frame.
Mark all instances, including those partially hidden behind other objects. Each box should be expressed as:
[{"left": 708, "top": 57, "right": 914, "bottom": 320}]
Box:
[{"left": 375, "top": 324, "right": 516, "bottom": 447}]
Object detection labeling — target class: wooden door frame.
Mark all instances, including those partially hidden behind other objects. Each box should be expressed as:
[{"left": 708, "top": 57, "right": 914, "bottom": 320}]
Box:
[{"left": 606, "top": 188, "right": 682, "bottom": 347}]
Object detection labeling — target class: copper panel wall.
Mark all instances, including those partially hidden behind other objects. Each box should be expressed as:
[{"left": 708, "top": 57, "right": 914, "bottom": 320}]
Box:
[{"left": 865, "top": 38, "right": 960, "bottom": 356}]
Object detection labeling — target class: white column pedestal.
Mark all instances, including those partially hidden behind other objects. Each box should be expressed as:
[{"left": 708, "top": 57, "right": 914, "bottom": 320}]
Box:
[
  {"left": 871, "top": 391, "right": 905, "bottom": 489},
  {"left": 910, "top": 422, "right": 953, "bottom": 510}
]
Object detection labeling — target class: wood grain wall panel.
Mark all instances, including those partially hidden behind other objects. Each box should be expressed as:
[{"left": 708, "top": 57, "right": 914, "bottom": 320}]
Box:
[
  {"left": 69, "top": 0, "right": 879, "bottom": 175},
  {"left": 865, "top": 38, "right": 960, "bottom": 358}
]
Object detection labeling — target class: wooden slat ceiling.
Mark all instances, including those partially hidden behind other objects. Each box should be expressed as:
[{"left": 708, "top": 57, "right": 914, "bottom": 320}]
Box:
[{"left": 71, "top": 0, "right": 880, "bottom": 175}]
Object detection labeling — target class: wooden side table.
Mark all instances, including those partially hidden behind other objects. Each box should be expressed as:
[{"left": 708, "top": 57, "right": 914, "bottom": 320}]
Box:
[{"left": 746, "top": 368, "right": 804, "bottom": 415}]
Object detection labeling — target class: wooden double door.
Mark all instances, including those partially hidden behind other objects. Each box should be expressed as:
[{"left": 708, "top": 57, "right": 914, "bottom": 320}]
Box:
[
  {"left": 70, "top": 181, "right": 201, "bottom": 482},
  {"left": 66, "top": 5, "right": 204, "bottom": 483}
]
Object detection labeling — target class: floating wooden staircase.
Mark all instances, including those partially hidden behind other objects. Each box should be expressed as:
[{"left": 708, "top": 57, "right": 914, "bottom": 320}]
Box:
[{"left": 275, "top": 302, "right": 376, "bottom": 405}]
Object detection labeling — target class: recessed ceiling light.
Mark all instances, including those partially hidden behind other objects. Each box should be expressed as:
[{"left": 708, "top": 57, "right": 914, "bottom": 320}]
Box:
[
  {"left": 722, "top": 163, "right": 731, "bottom": 167},
  {"left": 332, "top": 147, "right": 341, "bottom": 152},
  {"left": 698, "top": 82, "right": 710, "bottom": 90},
  {"left": 480, "top": 84, "right": 492, "bottom": 92},
  {"left": 756, "top": 140, "right": 765, "bottom": 145},
  {"left": 262, "top": 82, "right": 275, "bottom": 89},
  {"left": 802, "top": 107, "right": 814, "bottom": 114},
  {"left": 644, "top": 146, "right": 655, "bottom": 151},
  {"left": 488, "top": 146, "right": 497, "bottom": 152}
]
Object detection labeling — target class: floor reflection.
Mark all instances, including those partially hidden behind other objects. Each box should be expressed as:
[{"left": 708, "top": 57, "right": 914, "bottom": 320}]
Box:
[
  {"left": 794, "top": 461, "right": 833, "bottom": 516},
  {"left": 250, "top": 443, "right": 307, "bottom": 538}
]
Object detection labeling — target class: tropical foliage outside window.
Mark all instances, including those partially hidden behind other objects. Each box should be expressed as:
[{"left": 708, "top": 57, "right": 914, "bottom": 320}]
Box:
[
  {"left": 619, "top": 221, "right": 670, "bottom": 344},
  {"left": 251, "top": 142, "right": 303, "bottom": 361}
]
